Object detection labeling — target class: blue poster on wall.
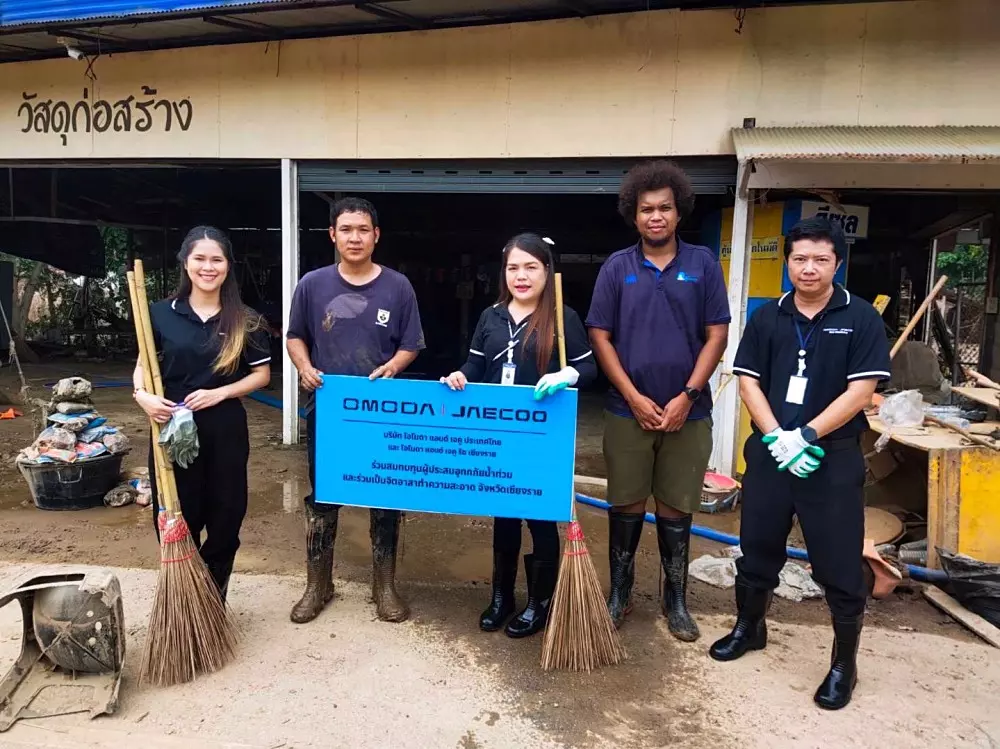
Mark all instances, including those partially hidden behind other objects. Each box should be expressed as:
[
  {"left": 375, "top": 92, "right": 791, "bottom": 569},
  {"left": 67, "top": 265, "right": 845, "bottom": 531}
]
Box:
[{"left": 314, "top": 375, "right": 578, "bottom": 522}]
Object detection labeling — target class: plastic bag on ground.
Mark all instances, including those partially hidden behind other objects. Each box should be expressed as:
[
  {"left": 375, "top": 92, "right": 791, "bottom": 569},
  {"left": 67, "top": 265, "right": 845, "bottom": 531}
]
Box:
[
  {"left": 875, "top": 390, "right": 926, "bottom": 451},
  {"left": 938, "top": 549, "right": 1000, "bottom": 628},
  {"left": 158, "top": 407, "right": 199, "bottom": 469},
  {"left": 104, "top": 484, "right": 137, "bottom": 508}
]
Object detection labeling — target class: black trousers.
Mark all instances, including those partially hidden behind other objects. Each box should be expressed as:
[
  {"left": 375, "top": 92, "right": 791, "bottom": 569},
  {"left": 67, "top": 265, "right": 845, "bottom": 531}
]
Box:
[
  {"left": 736, "top": 434, "right": 867, "bottom": 619},
  {"left": 149, "top": 399, "right": 250, "bottom": 569},
  {"left": 493, "top": 517, "right": 559, "bottom": 563}
]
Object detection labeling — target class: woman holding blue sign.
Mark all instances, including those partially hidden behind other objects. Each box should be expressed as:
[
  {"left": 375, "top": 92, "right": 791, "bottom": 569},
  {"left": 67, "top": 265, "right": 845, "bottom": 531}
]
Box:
[{"left": 441, "top": 233, "right": 596, "bottom": 638}]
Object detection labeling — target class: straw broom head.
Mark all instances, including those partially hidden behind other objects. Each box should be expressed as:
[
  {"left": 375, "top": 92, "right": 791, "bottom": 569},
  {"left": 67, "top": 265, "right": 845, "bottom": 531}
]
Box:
[
  {"left": 128, "top": 261, "right": 239, "bottom": 686},
  {"left": 540, "top": 273, "right": 626, "bottom": 672}
]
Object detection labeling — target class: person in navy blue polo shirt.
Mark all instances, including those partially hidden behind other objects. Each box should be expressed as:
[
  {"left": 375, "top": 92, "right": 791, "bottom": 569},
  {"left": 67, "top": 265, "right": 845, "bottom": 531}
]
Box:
[
  {"left": 709, "top": 217, "right": 891, "bottom": 712},
  {"left": 587, "top": 161, "right": 730, "bottom": 642}
]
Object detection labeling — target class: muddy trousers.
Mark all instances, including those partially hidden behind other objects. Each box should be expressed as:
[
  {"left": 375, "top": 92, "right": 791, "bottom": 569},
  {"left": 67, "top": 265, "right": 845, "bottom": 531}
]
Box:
[
  {"left": 736, "top": 434, "right": 866, "bottom": 619},
  {"left": 149, "top": 399, "right": 250, "bottom": 600}
]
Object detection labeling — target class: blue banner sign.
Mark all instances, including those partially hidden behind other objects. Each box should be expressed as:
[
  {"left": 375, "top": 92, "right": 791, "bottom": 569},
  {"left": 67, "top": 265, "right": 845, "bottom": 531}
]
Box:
[{"left": 314, "top": 375, "right": 577, "bottom": 522}]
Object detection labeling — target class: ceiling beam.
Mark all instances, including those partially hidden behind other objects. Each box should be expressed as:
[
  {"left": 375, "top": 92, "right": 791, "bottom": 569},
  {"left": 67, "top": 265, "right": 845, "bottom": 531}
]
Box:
[
  {"left": 556, "top": 0, "right": 594, "bottom": 16},
  {"left": 201, "top": 15, "right": 278, "bottom": 36},
  {"left": 47, "top": 28, "right": 127, "bottom": 45},
  {"left": 354, "top": 3, "right": 429, "bottom": 29}
]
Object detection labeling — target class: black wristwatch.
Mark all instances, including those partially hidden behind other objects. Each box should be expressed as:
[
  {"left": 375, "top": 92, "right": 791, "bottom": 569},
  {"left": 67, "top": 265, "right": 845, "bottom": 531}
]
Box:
[
  {"left": 800, "top": 425, "right": 818, "bottom": 443},
  {"left": 683, "top": 386, "right": 701, "bottom": 403}
]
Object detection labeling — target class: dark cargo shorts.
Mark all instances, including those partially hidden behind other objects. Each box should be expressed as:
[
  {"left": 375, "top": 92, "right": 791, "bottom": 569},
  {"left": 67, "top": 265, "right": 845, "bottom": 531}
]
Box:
[{"left": 602, "top": 412, "right": 713, "bottom": 514}]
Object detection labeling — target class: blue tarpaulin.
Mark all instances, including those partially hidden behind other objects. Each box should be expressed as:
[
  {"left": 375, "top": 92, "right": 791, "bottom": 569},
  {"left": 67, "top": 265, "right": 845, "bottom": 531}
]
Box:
[{"left": 0, "top": 0, "right": 282, "bottom": 27}]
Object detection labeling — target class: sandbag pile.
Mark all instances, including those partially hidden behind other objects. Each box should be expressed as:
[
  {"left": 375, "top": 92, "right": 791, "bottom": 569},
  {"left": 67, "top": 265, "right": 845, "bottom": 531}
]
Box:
[{"left": 16, "top": 377, "right": 131, "bottom": 465}]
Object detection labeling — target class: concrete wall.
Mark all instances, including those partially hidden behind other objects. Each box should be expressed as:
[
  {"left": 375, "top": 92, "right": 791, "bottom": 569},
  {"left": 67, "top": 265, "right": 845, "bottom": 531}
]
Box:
[{"left": 2, "top": 0, "right": 998, "bottom": 161}]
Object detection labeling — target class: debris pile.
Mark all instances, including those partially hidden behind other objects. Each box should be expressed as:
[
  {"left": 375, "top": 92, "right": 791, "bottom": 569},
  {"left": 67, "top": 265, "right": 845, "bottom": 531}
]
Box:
[{"left": 16, "top": 377, "right": 131, "bottom": 465}]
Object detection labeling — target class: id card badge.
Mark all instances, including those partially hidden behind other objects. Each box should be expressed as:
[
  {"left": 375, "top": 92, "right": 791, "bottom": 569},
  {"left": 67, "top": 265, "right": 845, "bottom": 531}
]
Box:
[
  {"left": 785, "top": 375, "right": 808, "bottom": 405},
  {"left": 501, "top": 363, "right": 517, "bottom": 386}
]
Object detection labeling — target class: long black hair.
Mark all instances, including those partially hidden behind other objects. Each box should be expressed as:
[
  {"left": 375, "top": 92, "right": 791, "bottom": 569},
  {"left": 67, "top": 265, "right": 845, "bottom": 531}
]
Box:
[
  {"left": 174, "top": 225, "right": 258, "bottom": 375},
  {"left": 497, "top": 233, "right": 556, "bottom": 373}
]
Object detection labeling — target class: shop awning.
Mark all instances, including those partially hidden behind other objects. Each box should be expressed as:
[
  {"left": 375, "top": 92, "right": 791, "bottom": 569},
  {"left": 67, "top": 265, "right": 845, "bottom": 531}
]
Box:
[
  {"left": 733, "top": 126, "right": 1000, "bottom": 164},
  {"left": 732, "top": 126, "right": 1000, "bottom": 190}
]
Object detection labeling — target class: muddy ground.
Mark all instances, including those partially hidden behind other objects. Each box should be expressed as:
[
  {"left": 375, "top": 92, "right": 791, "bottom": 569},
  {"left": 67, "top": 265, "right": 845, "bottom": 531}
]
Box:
[{"left": 0, "top": 362, "right": 997, "bottom": 748}]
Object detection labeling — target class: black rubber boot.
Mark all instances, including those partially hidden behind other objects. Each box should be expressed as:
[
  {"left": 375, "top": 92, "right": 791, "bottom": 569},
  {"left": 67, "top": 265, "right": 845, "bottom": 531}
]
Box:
[
  {"left": 207, "top": 557, "right": 235, "bottom": 604},
  {"left": 656, "top": 514, "right": 700, "bottom": 642},
  {"left": 606, "top": 512, "right": 644, "bottom": 629},
  {"left": 290, "top": 503, "right": 339, "bottom": 623},
  {"left": 505, "top": 555, "right": 558, "bottom": 639},
  {"left": 709, "top": 581, "right": 771, "bottom": 661},
  {"left": 814, "top": 616, "right": 863, "bottom": 710},
  {"left": 371, "top": 509, "right": 409, "bottom": 623},
  {"left": 480, "top": 552, "right": 518, "bottom": 632}
]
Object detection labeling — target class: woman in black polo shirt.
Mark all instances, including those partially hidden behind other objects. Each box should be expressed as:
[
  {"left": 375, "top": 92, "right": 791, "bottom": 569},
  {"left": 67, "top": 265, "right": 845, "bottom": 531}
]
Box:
[
  {"left": 132, "top": 225, "right": 272, "bottom": 603},
  {"left": 441, "top": 233, "right": 596, "bottom": 638}
]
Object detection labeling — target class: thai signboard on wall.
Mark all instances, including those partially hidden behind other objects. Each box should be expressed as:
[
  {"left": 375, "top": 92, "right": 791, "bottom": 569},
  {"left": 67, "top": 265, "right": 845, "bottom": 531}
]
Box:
[{"left": 799, "top": 201, "right": 870, "bottom": 243}]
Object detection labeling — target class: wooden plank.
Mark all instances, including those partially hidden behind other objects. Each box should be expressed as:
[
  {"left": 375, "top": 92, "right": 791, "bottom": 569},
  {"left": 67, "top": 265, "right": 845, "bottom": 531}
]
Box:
[
  {"left": 923, "top": 586, "right": 1000, "bottom": 649},
  {"left": 868, "top": 415, "right": 1000, "bottom": 452},
  {"left": 952, "top": 385, "right": 1000, "bottom": 410}
]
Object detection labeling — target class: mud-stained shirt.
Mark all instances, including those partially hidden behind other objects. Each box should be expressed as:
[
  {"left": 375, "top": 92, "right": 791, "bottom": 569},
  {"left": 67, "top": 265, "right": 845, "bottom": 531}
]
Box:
[{"left": 286, "top": 264, "right": 426, "bottom": 380}]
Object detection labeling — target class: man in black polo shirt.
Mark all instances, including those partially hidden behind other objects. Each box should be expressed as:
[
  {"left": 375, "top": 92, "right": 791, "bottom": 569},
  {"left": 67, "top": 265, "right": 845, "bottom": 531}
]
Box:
[{"left": 709, "top": 217, "right": 890, "bottom": 711}]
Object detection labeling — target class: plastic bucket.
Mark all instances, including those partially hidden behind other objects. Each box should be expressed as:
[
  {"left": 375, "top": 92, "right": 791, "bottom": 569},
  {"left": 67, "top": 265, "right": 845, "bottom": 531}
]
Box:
[{"left": 17, "top": 453, "right": 125, "bottom": 511}]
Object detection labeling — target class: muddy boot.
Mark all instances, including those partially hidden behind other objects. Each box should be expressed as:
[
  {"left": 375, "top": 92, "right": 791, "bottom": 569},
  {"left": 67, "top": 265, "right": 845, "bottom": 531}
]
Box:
[
  {"left": 606, "top": 512, "right": 644, "bottom": 629},
  {"left": 505, "top": 555, "right": 558, "bottom": 639},
  {"left": 480, "top": 552, "right": 518, "bottom": 632},
  {"left": 290, "top": 504, "right": 339, "bottom": 624},
  {"left": 814, "top": 616, "right": 863, "bottom": 710},
  {"left": 657, "top": 514, "right": 700, "bottom": 642},
  {"left": 709, "top": 581, "right": 771, "bottom": 661},
  {"left": 206, "top": 557, "right": 235, "bottom": 605},
  {"left": 371, "top": 509, "right": 409, "bottom": 623}
]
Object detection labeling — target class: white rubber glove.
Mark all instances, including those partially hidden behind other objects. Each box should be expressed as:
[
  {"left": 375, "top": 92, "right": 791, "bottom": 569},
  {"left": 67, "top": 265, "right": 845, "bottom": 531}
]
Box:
[
  {"left": 533, "top": 367, "right": 579, "bottom": 400},
  {"left": 786, "top": 448, "right": 824, "bottom": 479},
  {"left": 763, "top": 428, "right": 811, "bottom": 470}
]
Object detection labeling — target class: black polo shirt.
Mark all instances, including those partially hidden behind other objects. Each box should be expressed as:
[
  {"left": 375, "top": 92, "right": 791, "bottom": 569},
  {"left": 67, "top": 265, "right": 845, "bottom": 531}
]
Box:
[
  {"left": 459, "top": 303, "right": 597, "bottom": 387},
  {"left": 150, "top": 298, "right": 272, "bottom": 403},
  {"left": 732, "top": 285, "right": 890, "bottom": 441}
]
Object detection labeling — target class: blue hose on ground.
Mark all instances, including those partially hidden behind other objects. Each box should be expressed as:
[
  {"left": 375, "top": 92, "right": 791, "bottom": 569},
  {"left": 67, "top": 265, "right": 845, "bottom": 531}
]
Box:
[
  {"left": 79, "top": 379, "right": 948, "bottom": 584},
  {"left": 573, "top": 493, "right": 948, "bottom": 584}
]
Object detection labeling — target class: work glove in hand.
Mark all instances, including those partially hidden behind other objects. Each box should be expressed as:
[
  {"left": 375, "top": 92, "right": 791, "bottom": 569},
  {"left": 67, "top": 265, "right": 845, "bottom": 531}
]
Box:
[
  {"left": 158, "top": 406, "right": 200, "bottom": 469},
  {"left": 762, "top": 428, "right": 826, "bottom": 478},
  {"left": 533, "top": 367, "right": 579, "bottom": 400}
]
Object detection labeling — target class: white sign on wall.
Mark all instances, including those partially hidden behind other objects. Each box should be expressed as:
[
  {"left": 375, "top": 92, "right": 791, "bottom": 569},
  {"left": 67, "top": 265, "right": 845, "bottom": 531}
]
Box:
[{"left": 800, "top": 201, "right": 870, "bottom": 243}]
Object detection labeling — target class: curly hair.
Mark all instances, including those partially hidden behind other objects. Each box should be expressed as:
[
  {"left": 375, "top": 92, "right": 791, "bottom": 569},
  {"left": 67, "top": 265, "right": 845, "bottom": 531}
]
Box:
[{"left": 617, "top": 160, "right": 696, "bottom": 225}]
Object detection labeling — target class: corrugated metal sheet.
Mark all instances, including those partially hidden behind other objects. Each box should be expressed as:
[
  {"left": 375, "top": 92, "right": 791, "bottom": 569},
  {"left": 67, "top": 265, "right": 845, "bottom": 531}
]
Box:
[
  {"left": 0, "top": 0, "right": 289, "bottom": 27},
  {"left": 732, "top": 126, "right": 1000, "bottom": 163}
]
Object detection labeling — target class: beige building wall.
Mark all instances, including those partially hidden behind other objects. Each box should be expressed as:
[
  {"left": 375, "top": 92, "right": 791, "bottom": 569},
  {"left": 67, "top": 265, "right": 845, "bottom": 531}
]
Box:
[{"left": 1, "top": 0, "right": 997, "bottom": 161}]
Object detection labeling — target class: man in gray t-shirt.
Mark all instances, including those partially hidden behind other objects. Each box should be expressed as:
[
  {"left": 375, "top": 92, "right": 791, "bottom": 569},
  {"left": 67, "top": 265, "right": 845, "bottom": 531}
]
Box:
[{"left": 286, "top": 197, "right": 425, "bottom": 625}]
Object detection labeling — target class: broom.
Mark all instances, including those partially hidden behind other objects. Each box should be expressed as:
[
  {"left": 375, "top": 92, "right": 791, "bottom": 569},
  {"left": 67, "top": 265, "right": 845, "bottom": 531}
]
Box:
[
  {"left": 127, "top": 260, "right": 239, "bottom": 686},
  {"left": 541, "top": 273, "right": 627, "bottom": 672}
]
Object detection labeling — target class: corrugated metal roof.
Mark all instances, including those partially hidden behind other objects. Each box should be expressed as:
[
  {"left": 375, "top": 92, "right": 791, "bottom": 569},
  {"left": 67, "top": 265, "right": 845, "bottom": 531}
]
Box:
[
  {"left": 0, "top": 0, "right": 290, "bottom": 27},
  {"left": 732, "top": 126, "right": 1000, "bottom": 163}
]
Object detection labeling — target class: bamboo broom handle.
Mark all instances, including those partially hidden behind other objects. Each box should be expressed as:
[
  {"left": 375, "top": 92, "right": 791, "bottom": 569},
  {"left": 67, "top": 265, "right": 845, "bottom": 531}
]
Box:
[
  {"left": 553, "top": 273, "right": 575, "bottom": 521},
  {"left": 890, "top": 274, "right": 948, "bottom": 360},
  {"left": 554, "top": 273, "right": 567, "bottom": 370},
  {"left": 127, "top": 269, "right": 175, "bottom": 516},
  {"left": 133, "top": 261, "right": 182, "bottom": 516}
]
